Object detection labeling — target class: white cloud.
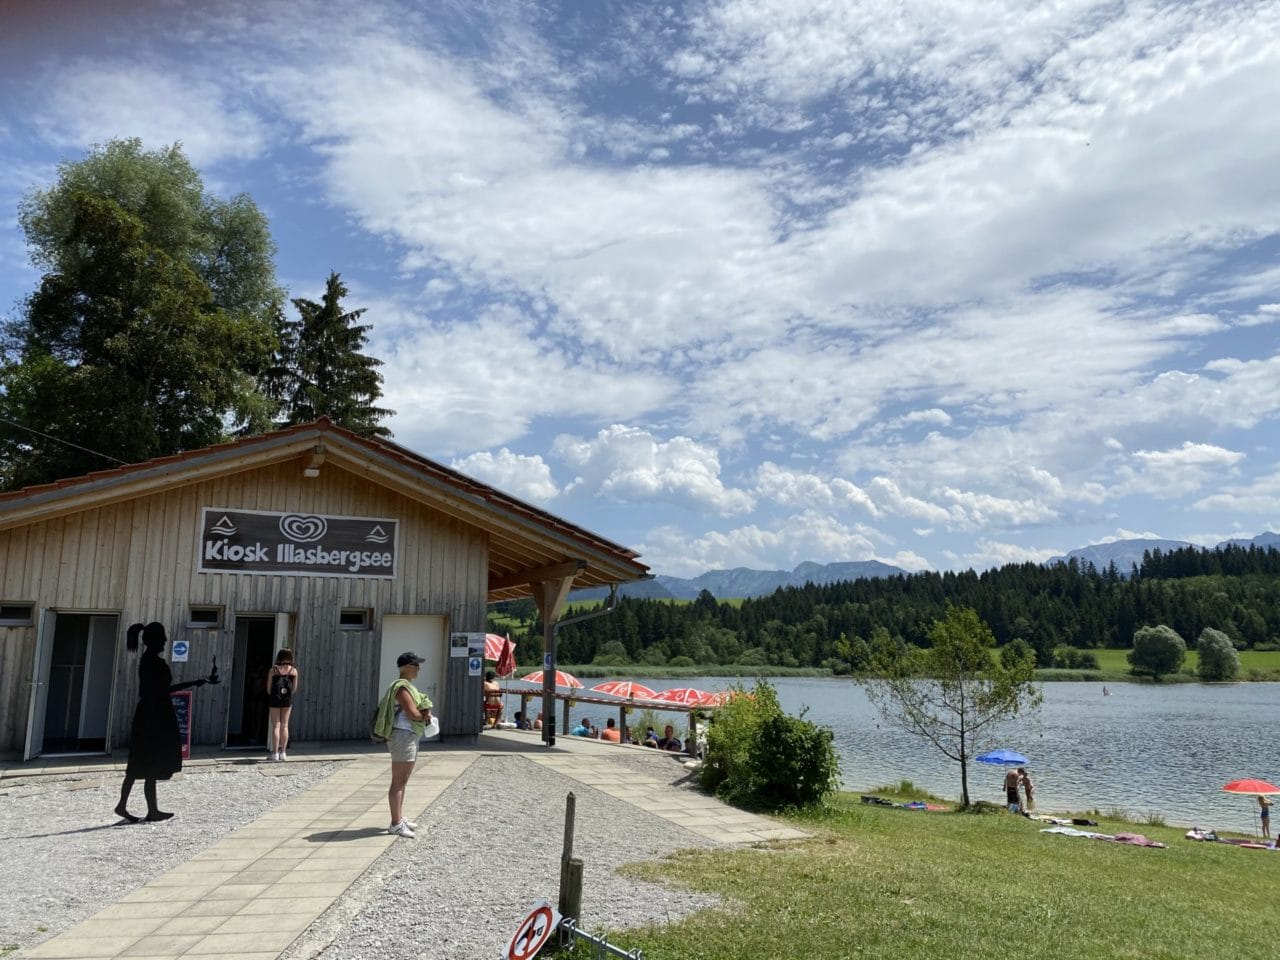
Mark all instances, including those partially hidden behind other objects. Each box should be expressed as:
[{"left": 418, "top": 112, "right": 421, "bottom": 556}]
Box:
[
  {"left": 553, "top": 425, "right": 754, "bottom": 516},
  {"left": 866, "top": 477, "right": 952, "bottom": 525},
  {"left": 754, "top": 462, "right": 879, "bottom": 516},
  {"left": 1193, "top": 468, "right": 1280, "bottom": 514},
  {"left": 1113, "top": 441, "right": 1246, "bottom": 499},
  {"left": 638, "top": 510, "right": 885, "bottom": 578},
  {"left": 369, "top": 303, "right": 673, "bottom": 456},
  {"left": 944, "top": 538, "right": 1063, "bottom": 571},
  {"left": 34, "top": 61, "right": 268, "bottom": 167},
  {"left": 451, "top": 448, "right": 558, "bottom": 504}
]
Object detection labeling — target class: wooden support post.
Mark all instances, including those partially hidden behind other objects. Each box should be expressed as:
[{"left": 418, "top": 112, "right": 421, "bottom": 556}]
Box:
[
  {"left": 562, "top": 697, "right": 571, "bottom": 736},
  {"left": 619, "top": 706, "right": 627, "bottom": 743},
  {"left": 558, "top": 792, "right": 582, "bottom": 921}
]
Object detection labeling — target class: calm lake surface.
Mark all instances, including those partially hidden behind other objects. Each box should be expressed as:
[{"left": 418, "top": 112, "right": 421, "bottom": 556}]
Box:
[{"left": 552, "top": 678, "right": 1278, "bottom": 834}]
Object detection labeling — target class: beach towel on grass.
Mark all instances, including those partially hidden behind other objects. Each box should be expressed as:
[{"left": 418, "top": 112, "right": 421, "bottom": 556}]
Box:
[{"left": 1041, "top": 826, "right": 1165, "bottom": 848}]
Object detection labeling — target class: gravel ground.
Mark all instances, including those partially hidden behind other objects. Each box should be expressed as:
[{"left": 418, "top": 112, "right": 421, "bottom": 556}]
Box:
[
  {"left": 0, "top": 761, "right": 340, "bottom": 952},
  {"left": 279, "top": 754, "right": 725, "bottom": 960},
  {"left": 1, "top": 749, "right": 729, "bottom": 959}
]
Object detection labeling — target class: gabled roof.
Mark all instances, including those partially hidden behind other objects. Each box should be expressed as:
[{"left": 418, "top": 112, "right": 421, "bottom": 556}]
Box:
[{"left": 0, "top": 419, "right": 649, "bottom": 602}]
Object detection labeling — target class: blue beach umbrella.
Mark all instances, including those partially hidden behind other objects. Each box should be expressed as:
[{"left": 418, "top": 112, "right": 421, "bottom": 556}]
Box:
[{"left": 976, "top": 749, "right": 1030, "bottom": 766}]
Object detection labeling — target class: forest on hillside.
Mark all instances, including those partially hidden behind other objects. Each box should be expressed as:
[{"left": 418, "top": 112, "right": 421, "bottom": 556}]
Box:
[{"left": 489, "top": 545, "right": 1280, "bottom": 670}]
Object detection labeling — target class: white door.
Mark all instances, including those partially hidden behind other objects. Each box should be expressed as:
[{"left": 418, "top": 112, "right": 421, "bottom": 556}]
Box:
[
  {"left": 79, "top": 615, "right": 119, "bottom": 751},
  {"left": 379, "top": 616, "right": 446, "bottom": 737},
  {"left": 23, "top": 610, "right": 56, "bottom": 761}
]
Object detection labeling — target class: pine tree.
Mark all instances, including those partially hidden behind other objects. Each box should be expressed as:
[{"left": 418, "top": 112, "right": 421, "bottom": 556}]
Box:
[{"left": 278, "top": 272, "right": 393, "bottom": 438}]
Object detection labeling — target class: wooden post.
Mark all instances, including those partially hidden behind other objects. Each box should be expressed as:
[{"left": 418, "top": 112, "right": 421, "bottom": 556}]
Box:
[
  {"left": 619, "top": 706, "right": 627, "bottom": 743},
  {"left": 558, "top": 792, "right": 582, "bottom": 921},
  {"left": 562, "top": 697, "right": 571, "bottom": 736}
]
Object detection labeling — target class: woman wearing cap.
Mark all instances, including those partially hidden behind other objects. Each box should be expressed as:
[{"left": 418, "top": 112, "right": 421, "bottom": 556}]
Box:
[{"left": 373, "top": 651, "right": 433, "bottom": 838}]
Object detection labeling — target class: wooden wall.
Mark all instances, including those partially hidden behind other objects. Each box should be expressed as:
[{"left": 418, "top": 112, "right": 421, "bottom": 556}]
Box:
[{"left": 0, "top": 460, "right": 489, "bottom": 754}]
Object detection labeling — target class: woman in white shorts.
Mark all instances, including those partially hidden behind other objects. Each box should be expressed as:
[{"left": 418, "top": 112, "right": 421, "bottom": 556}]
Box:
[{"left": 379, "top": 652, "right": 433, "bottom": 837}]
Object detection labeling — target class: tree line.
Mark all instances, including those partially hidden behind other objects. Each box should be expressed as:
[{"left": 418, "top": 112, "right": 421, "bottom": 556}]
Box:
[
  {"left": 0, "top": 139, "right": 391, "bottom": 489},
  {"left": 493, "top": 544, "right": 1280, "bottom": 669}
]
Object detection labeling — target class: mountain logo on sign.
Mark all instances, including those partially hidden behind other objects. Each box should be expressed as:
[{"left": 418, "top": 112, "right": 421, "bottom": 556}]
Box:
[
  {"left": 210, "top": 515, "right": 237, "bottom": 536},
  {"left": 365, "top": 524, "right": 390, "bottom": 544}
]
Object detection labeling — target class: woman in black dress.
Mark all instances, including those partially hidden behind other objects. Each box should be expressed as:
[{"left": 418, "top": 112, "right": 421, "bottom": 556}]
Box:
[{"left": 114, "top": 622, "right": 216, "bottom": 822}]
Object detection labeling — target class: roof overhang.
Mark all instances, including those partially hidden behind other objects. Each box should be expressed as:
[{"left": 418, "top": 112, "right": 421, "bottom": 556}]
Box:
[{"left": 0, "top": 420, "right": 649, "bottom": 602}]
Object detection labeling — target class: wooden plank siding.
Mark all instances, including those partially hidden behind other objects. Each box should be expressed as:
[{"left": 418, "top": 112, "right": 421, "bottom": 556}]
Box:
[{"left": 0, "top": 460, "right": 488, "bottom": 754}]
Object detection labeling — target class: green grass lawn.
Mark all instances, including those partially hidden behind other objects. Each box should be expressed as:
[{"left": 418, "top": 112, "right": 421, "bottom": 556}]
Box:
[
  {"left": 1087, "top": 647, "right": 1280, "bottom": 679},
  {"left": 607, "top": 791, "right": 1278, "bottom": 960}
]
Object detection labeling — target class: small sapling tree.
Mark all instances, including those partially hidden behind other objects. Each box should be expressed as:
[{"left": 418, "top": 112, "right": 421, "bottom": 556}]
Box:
[{"left": 859, "top": 605, "right": 1042, "bottom": 807}]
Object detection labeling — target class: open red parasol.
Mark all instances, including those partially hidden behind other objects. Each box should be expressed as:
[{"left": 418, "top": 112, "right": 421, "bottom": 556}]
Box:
[
  {"left": 1222, "top": 778, "right": 1280, "bottom": 795},
  {"left": 650, "top": 687, "right": 714, "bottom": 706},
  {"left": 521, "top": 669, "right": 583, "bottom": 689},
  {"left": 591, "top": 680, "right": 657, "bottom": 700}
]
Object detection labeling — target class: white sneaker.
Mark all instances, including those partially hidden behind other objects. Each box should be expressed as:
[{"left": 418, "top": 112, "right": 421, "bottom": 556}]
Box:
[
  {"left": 403, "top": 818, "right": 418, "bottom": 830},
  {"left": 280, "top": 751, "right": 288, "bottom": 761},
  {"left": 388, "top": 820, "right": 415, "bottom": 838}
]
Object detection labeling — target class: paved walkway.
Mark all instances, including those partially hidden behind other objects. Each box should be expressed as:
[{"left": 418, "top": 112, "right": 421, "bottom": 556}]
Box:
[{"left": 10, "top": 732, "right": 806, "bottom": 959}]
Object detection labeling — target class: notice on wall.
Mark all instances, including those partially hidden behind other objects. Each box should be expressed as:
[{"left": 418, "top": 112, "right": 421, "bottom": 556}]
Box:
[
  {"left": 170, "top": 690, "right": 193, "bottom": 760},
  {"left": 450, "top": 633, "right": 471, "bottom": 658},
  {"left": 171, "top": 639, "right": 190, "bottom": 663},
  {"left": 197, "top": 508, "right": 398, "bottom": 579},
  {"left": 468, "top": 655, "right": 482, "bottom": 677}
]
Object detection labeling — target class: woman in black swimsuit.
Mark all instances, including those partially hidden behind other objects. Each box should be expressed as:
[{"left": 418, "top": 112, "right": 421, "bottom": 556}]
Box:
[
  {"left": 267, "top": 649, "right": 298, "bottom": 761},
  {"left": 115, "top": 622, "right": 217, "bottom": 822}
]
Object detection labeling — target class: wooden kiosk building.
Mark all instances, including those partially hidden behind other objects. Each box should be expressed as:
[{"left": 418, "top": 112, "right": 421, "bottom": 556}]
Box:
[{"left": 0, "top": 419, "right": 648, "bottom": 760}]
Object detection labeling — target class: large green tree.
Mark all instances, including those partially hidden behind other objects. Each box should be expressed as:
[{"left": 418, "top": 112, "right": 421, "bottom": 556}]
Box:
[
  {"left": 859, "top": 605, "right": 1041, "bottom": 806},
  {"left": 275, "top": 272, "right": 393, "bottom": 438},
  {"left": 0, "top": 140, "right": 281, "bottom": 489},
  {"left": 1128, "top": 624, "right": 1185, "bottom": 680}
]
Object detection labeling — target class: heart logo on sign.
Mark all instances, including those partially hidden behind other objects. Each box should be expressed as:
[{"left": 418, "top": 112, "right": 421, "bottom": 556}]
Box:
[{"left": 279, "top": 514, "right": 328, "bottom": 543}]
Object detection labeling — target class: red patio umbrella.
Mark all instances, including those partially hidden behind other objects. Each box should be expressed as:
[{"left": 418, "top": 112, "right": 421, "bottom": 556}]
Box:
[
  {"left": 1222, "top": 779, "right": 1280, "bottom": 838},
  {"left": 1222, "top": 779, "right": 1280, "bottom": 795},
  {"left": 521, "top": 669, "right": 583, "bottom": 689},
  {"left": 483, "top": 634, "right": 510, "bottom": 661},
  {"left": 590, "top": 680, "right": 657, "bottom": 700},
  {"left": 650, "top": 687, "right": 714, "bottom": 706}
]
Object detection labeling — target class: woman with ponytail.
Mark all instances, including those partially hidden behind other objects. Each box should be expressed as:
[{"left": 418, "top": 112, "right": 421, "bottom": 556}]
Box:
[{"left": 115, "top": 622, "right": 218, "bottom": 822}]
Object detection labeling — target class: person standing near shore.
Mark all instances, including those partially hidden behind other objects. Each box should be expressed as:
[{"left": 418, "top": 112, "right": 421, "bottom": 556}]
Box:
[
  {"left": 1260, "top": 795, "right": 1272, "bottom": 839},
  {"left": 115, "top": 622, "right": 218, "bottom": 823},
  {"left": 266, "top": 649, "right": 298, "bottom": 761},
  {"left": 1003, "top": 767, "right": 1022, "bottom": 812},
  {"left": 1018, "top": 767, "right": 1035, "bottom": 812},
  {"left": 373, "top": 652, "right": 433, "bottom": 838}
]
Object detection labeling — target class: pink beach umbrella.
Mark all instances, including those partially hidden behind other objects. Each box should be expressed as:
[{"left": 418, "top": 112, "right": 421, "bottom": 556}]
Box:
[
  {"left": 650, "top": 687, "right": 714, "bottom": 706},
  {"left": 590, "top": 680, "right": 658, "bottom": 700},
  {"left": 521, "top": 669, "right": 583, "bottom": 689}
]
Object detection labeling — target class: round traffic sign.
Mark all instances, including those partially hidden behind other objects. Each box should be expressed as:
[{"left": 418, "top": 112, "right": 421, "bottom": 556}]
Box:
[{"left": 505, "top": 901, "right": 557, "bottom": 960}]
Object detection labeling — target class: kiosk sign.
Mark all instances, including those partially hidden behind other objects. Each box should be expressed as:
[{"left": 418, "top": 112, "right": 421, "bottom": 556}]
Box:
[{"left": 198, "top": 508, "right": 398, "bottom": 579}]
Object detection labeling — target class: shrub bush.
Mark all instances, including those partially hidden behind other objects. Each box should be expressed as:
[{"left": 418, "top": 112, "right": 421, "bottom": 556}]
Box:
[
  {"left": 700, "top": 680, "right": 839, "bottom": 811},
  {"left": 667, "top": 655, "right": 696, "bottom": 667},
  {"left": 1051, "top": 645, "right": 1100, "bottom": 670}
]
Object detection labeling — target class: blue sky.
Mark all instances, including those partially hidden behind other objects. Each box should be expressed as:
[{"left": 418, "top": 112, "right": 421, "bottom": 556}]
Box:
[{"left": 1, "top": 0, "right": 1277, "bottom": 577}]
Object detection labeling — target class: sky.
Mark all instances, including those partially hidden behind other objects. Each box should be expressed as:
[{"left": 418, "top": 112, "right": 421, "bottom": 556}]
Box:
[{"left": 0, "top": 0, "right": 1278, "bottom": 578}]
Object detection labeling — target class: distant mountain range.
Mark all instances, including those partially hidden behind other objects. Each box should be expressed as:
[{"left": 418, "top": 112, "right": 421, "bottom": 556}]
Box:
[
  {"left": 569, "top": 532, "right": 1279, "bottom": 602},
  {"left": 571, "top": 559, "right": 906, "bottom": 601},
  {"left": 1051, "top": 531, "right": 1280, "bottom": 575}
]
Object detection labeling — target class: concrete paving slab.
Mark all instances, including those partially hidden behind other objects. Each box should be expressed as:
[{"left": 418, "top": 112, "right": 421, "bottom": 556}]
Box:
[{"left": 14, "top": 736, "right": 806, "bottom": 960}]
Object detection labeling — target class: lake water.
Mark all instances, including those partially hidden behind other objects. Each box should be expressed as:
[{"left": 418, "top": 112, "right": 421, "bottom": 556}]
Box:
[{"left": 547, "top": 677, "right": 1278, "bottom": 834}]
